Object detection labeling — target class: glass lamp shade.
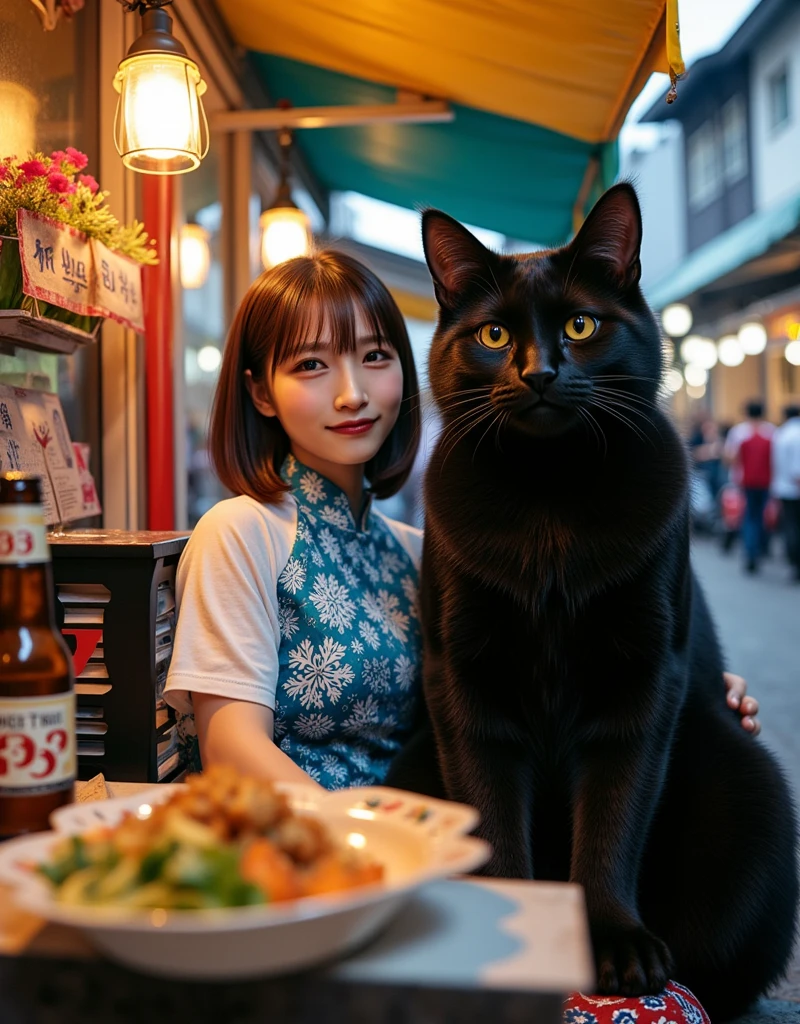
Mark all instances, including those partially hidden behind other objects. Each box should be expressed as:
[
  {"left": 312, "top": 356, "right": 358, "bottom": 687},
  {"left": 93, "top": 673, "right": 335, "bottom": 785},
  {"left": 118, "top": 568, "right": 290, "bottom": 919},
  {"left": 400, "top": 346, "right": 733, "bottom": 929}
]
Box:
[
  {"left": 785, "top": 340, "right": 800, "bottom": 367},
  {"left": 114, "top": 53, "right": 208, "bottom": 174},
  {"left": 260, "top": 205, "right": 312, "bottom": 269},
  {"left": 180, "top": 223, "right": 211, "bottom": 289},
  {"left": 113, "top": 8, "right": 208, "bottom": 176}
]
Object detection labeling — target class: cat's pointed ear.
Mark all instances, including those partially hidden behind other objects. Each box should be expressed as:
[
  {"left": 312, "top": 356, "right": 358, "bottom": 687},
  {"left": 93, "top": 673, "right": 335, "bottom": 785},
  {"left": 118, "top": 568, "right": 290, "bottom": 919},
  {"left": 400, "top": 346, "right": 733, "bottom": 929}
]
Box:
[
  {"left": 569, "top": 183, "right": 643, "bottom": 290},
  {"left": 422, "top": 210, "right": 495, "bottom": 310}
]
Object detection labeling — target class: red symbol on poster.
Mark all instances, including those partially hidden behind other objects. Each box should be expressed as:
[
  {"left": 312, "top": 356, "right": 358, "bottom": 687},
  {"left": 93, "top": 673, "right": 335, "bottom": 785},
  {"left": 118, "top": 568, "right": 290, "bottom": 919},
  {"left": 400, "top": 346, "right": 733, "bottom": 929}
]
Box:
[{"left": 62, "top": 628, "right": 103, "bottom": 677}]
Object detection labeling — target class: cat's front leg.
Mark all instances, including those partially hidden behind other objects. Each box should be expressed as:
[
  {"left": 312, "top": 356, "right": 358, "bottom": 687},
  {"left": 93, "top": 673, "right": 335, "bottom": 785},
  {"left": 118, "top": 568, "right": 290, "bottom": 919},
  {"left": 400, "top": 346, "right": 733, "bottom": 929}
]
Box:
[
  {"left": 571, "top": 720, "right": 676, "bottom": 995},
  {"left": 432, "top": 699, "right": 535, "bottom": 878}
]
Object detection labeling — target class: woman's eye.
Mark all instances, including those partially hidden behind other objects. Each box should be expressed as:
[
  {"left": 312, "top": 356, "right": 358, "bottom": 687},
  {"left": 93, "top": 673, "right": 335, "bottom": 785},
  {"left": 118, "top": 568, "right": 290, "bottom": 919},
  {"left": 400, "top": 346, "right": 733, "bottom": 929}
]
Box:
[
  {"left": 297, "top": 359, "right": 323, "bottom": 372},
  {"left": 477, "top": 324, "right": 511, "bottom": 350},
  {"left": 364, "top": 349, "right": 388, "bottom": 363},
  {"left": 564, "top": 314, "right": 599, "bottom": 342}
]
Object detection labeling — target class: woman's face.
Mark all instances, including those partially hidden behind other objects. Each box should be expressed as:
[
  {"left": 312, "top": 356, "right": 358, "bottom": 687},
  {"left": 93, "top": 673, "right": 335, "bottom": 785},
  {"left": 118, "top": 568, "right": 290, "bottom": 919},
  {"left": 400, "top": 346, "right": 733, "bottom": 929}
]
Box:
[{"left": 247, "top": 305, "right": 404, "bottom": 473}]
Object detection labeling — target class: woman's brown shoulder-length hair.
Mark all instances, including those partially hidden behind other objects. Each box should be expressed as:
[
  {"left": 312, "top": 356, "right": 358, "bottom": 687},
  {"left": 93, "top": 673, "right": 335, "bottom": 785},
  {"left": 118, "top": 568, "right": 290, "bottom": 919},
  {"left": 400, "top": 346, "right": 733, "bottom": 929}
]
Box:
[{"left": 209, "top": 248, "right": 420, "bottom": 504}]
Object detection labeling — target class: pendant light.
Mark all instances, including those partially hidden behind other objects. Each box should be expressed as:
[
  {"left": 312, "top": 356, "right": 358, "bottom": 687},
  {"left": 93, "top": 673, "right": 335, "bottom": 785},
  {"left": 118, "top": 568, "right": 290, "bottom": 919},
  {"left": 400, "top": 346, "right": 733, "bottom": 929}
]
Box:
[
  {"left": 113, "top": 2, "right": 208, "bottom": 174},
  {"left": 260, "top": 129, "right": 313, "bottom": 269}
]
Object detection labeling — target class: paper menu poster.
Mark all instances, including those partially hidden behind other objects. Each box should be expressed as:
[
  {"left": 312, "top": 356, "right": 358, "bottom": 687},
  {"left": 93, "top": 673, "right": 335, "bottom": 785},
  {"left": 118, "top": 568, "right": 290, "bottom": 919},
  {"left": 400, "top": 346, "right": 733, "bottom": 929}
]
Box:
[{"left": 0, "top": 383, "right": 86, "bottom": 525}]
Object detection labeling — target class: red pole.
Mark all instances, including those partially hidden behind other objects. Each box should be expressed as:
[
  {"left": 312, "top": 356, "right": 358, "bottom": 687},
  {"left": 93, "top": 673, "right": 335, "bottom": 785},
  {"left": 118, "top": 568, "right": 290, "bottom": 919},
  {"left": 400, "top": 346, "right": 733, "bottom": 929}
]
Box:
[{"left": 142, "top": 175, "right": 175, "bottom": 530}]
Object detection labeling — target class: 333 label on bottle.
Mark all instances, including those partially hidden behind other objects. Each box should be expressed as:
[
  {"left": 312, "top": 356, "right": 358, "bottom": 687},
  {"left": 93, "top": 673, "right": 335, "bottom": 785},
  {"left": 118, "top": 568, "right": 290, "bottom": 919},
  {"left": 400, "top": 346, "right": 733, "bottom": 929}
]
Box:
[
  {"left": 0, "top": 506, "right": 49, "bottom": 564},
  {"left": 0, "top": 693, "right": 75, "bottom": 793}
]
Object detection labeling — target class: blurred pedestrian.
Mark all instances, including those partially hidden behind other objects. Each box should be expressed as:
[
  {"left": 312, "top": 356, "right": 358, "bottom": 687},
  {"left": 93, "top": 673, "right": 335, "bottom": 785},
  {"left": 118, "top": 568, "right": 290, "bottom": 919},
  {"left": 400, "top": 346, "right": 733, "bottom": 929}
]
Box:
[
  {"left": 724, "top": 400, "right": 774, "bottom": 574},
  {"left": 772, "top": 405, "right": 800, "bottom": 581}
]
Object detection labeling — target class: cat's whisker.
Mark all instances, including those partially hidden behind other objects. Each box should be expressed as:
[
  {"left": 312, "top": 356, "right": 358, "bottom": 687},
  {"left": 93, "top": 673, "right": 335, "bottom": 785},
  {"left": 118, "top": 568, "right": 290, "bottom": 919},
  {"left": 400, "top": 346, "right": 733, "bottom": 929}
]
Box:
[
  {"left": 591, "top": 374, "right": 660, "bottom": 383},
  {"left": 577, "top": 407, "right": 607, "bottom": 458},
  {"left": 588, "top": 397, "right": 655, "bottom": 447},
  {"left": 439, "top": 406, "right": 498, "bottom": 467},
  {"left": 592, "top": 385, "right": 657, "bottom": 405},
  {"left": 473, "top": 408, "right": 505, "bottom": 463},
  {"left": 590, "top": 392, "right": 663, "bottom": 439}
]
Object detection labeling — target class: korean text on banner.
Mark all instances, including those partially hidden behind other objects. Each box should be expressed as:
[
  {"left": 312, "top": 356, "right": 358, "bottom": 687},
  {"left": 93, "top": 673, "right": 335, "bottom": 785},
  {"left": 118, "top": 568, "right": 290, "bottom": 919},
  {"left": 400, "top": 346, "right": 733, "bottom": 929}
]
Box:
[{"left": 16, "top": 209, "right": 144, "bottom": 332}]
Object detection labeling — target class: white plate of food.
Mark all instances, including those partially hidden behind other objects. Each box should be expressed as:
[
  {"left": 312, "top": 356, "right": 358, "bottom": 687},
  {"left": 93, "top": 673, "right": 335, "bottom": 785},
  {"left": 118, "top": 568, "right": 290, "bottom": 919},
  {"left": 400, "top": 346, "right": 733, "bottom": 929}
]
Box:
[{"left": 0, "top": 767, "right": 489, "bottom": 979}]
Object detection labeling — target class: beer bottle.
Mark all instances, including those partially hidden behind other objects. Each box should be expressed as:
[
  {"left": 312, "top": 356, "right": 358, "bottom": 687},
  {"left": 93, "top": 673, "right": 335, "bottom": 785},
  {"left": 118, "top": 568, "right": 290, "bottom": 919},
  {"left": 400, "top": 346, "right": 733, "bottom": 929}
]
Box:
[{"left": 0, "top": 473, "right": 75, "bottom": 837}]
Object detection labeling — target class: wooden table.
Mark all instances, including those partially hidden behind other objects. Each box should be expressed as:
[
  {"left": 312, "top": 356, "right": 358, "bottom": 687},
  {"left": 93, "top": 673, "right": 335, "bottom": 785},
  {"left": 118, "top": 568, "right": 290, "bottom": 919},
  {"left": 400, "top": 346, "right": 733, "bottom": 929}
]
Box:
[{"left": 0, "top": 782, "right": 594, "bottom": 1024}]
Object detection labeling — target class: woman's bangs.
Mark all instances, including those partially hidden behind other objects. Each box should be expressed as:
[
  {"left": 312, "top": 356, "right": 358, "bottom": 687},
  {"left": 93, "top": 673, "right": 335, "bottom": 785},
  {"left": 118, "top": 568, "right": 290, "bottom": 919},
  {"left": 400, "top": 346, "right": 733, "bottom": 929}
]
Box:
[{"left": 270, "top": 264, "right": 396, "bottom": 370}]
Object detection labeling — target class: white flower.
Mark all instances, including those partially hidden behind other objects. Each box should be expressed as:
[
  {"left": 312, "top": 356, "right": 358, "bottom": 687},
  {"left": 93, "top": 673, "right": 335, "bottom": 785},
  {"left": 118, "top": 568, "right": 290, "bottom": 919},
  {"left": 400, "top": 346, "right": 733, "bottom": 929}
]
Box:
[
  {"left": 296, "top": 519, "right": 312, "bottom": 542},
  {"left": 379, "top": 550, "right": 404, "bottom": 583},
  {"left": 344, "top": 539, "right": 361, "bottom": 562},
  {"left": 394, "top": 654, "right": 417, "bottom": 691},
  {"left": 310, "top": 546, "right": 324, "bottom": 567},
  {"left": 401, "top": 574, "right": 420, "bottom": 618},
  {"left": 361, "top": 589, "right": 410, "bottom": 643},
  {"left": 309, "top": 573, "right": 356, "bottom": 634},
  {"left": 358, "top": 621, "right": 381, "bottom": 650},
  {"left": 320, "top": 504, "right": 351, "bottom": 529},
  {"left": 278, "top": 598, "right": 300, "bottom": 640},
  {"left": 305, "top": 765, "right": 322, "bottom": 783},
  {"left": 341, "top": 563, "right": 358, "bottom": 587},
  {"left": 296, "top": 713, "right": 336, "bottom": 740},
  {"left": 318, "top": 527, "right": 342, "bottom": 563},
  {"left": 364, "top": 561, "right": 381, "bottom": 585},
  {"left": 342, "top": 694, "right": 381, "bottom": 735},
  {"left": 278, "top": 556, "right": 306, "bottom": 594},
  {"left": 320, "top": 753, "right": 348, "bottom": 785},
  {"left": 333, "top": 493, "right": 350, "bottom": 510},
  {"left": 350, "top": 638, "right": 365, "bottom": 654},
  {"left": 284, "top": 637, "right": 354, "bottom": 709},
  {"left": 350, "top": 747, "right": 372, "bottom": 772},
  {"left": 299, "top": 505, "right": 317, "bottom": 524},
  {"left": 299, "top": 471, "right": 325, "bottom": 504},
  {"left": 363, "top": 657, "right": 392, "bottom": 693}
]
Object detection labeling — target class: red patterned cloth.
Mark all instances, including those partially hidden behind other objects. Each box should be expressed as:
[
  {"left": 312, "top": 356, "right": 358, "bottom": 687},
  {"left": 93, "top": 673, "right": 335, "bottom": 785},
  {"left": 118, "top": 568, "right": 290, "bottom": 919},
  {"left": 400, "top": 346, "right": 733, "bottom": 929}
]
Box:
[{"left": 563, "top": 981, "right": 710, "bottom": 1024}]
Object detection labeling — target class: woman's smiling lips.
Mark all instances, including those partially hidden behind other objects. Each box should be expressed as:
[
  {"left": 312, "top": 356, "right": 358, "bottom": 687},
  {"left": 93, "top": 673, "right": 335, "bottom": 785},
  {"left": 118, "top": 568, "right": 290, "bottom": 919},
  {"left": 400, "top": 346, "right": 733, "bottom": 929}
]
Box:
[{"left": 326, "top": 417, "right": 379, "bottom": 435}]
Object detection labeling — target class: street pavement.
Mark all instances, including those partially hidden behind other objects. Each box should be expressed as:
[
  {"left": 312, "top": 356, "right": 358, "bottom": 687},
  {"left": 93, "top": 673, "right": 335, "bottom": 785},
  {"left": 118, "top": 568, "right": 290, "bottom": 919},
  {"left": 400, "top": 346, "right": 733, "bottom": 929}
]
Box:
[
  {"left": 691, "top": 535, "right": 800, "bottom": 1013},
  {"left": 692, "top": 536, "right": 800, "bottom": 798}
]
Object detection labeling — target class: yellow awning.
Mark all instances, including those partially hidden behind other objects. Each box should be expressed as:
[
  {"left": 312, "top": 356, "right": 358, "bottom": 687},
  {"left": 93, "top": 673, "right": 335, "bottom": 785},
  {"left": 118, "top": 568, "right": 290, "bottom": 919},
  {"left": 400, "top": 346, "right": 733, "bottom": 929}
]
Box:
[{"left": 217, "top": 0, "right": 683, "bottom": 144}]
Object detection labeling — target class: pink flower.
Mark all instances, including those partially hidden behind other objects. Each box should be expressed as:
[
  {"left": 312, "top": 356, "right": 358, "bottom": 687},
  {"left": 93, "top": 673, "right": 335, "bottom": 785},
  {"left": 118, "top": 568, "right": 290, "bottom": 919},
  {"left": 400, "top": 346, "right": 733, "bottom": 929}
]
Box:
[
  {"left": 47, "top": 171, "right": 76, "bottom": 195},
  {"left": 65, "top": 147, "right": 88, "bottom": 171},
  {"left": 50, "top": 150, "right": 68, "bottom": 165},
  {"left": 78, "top": 173, "right": 99, "bottom": 194},
  {"left": 0, "top": 164, "right": 8, "bottom": 181},
  {"left": 19, "top": 159, "right": 47, "bottom": 180}
]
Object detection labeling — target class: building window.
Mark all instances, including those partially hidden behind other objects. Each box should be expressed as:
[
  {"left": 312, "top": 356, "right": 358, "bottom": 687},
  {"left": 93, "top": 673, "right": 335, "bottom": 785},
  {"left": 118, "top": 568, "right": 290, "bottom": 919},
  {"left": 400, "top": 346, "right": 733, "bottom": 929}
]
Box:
[
  {"left": 768, "top": 66, "right": 790, "bottom": 132},
  {"left": 721, "top": 96, "right": 748, "bottom": 184},
  {"left": 687, "top": 123, "right": 722, "bottom": 210}
]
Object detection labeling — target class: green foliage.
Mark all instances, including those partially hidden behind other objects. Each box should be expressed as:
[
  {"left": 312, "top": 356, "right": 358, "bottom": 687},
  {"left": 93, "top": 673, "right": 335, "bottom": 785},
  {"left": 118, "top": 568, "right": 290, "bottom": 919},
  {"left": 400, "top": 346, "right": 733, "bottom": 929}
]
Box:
[{"left": 0, "top": 149, "right": 158, "bottom": 265}]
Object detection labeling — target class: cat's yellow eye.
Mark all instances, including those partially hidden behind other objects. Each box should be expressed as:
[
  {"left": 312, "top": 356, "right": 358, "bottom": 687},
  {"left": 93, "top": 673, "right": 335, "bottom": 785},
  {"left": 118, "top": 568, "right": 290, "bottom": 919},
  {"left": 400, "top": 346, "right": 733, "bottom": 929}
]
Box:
[
  {"left": 477, "top": 324, "right": 511, "bottom": 350},
  {"left": 564, "top": 314, "right": 599, "bottom": 342}
]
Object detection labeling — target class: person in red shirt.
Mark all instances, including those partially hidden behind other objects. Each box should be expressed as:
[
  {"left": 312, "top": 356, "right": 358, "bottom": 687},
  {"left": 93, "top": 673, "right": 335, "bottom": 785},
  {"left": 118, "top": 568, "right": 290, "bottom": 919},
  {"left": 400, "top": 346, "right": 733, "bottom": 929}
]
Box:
[{"left": 724, "top": 400, "right": 775, "bottom": 573}]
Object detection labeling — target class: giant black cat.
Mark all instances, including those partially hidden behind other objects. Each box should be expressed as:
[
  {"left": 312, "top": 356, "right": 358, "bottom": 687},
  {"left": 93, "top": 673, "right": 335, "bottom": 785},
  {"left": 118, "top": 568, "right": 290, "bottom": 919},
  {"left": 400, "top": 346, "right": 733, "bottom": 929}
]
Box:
[{"left": 386, "top": 184, "right": 798, "bottom": 1021}]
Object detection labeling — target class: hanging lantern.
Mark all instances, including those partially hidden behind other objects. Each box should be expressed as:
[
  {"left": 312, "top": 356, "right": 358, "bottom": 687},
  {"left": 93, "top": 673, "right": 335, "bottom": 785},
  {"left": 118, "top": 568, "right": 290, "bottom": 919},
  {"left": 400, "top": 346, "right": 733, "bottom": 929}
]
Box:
[
  {"left": 179, "top": 223, "right": 211, "bottom": 289},
  {"left": 113, "top": 6, "right": 208, "bottom": 175},
  {"left": 260, "top": 129, "right": 312, "bottom": 269}
]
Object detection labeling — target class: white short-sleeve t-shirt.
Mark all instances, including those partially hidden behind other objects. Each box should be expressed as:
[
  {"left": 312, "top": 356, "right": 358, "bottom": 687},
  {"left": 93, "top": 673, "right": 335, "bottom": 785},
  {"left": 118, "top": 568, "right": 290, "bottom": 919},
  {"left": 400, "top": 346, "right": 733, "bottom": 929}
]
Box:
[{"left": 164, "top": 458, "right": 423, "bottom": 787}]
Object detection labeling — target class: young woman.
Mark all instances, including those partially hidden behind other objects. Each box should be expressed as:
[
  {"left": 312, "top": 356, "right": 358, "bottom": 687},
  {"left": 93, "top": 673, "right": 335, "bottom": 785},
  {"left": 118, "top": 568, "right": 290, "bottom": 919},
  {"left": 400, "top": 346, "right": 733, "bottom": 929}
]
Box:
[{"left": 164, "top": 249, "right": 759, "bottom": 789}]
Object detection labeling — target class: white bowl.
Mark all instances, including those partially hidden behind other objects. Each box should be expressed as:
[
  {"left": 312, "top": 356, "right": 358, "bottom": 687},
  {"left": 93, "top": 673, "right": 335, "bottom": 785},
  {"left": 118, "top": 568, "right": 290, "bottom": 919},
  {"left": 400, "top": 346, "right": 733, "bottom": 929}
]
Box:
[{"left": 0, "top": 784, "right": 489, "bottom": 979}]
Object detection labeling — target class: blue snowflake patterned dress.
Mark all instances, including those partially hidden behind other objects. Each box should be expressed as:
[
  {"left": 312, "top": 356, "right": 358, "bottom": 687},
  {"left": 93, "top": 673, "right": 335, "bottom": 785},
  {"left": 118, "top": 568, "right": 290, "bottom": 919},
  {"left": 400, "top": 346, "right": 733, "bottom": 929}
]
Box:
[{"left": 273, "top": 455, "right": 422, "bottom": 789}]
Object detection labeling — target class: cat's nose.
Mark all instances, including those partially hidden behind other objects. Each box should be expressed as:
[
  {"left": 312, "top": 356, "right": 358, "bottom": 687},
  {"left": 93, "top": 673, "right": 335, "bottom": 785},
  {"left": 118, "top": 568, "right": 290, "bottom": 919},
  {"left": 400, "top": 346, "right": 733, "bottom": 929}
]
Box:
[{"left": 521, "top": 369, "right": 558, "bottom": 394}]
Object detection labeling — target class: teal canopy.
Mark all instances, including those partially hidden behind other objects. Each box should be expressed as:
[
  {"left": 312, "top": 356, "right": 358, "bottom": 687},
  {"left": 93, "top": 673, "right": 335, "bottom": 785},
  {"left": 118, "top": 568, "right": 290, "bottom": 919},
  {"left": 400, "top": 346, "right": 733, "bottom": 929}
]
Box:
[{"left": 250, "top": 54, "right": 619, "bottom": 246}]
